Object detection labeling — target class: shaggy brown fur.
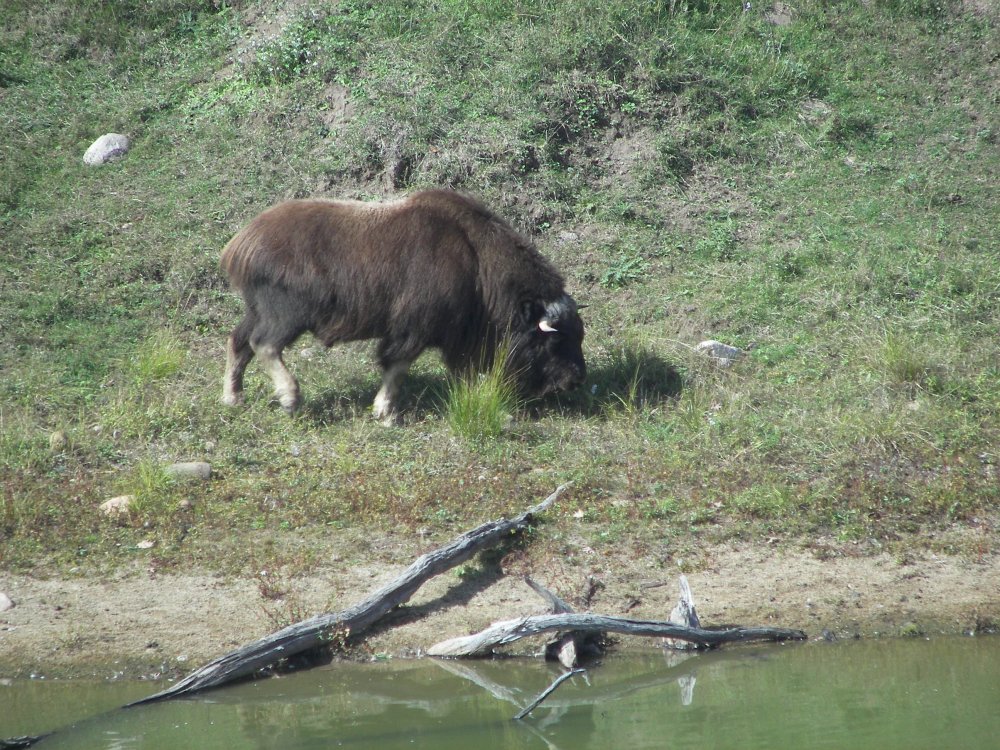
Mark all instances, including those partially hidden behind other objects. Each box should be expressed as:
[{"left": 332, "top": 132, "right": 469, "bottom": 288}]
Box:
[{"left": 220, "top": 189, "right": 586, "bottom": 419}]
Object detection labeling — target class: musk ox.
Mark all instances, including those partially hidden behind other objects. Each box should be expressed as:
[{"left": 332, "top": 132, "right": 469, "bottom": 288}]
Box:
[{"left": 220, "top": 189, "right": 586, "bottom": 421}]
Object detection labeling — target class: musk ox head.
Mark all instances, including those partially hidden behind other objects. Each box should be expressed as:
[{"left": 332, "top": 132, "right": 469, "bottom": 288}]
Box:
[{"left": 507, "top": 294, "right": 586, "bottom": 397}]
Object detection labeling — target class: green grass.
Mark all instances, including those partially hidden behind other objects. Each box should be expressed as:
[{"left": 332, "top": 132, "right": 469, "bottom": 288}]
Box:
[
  {"left": 444, "top": 348, "right": 520, "bottom": 443},
  {"left": 0, "top": 0, "right": 998, "bottom": 572}
]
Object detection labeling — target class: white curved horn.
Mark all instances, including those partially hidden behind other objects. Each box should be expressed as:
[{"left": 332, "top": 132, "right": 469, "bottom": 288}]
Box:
[{"left": 538, "top": 319, "right": 558, "bottom": 333}]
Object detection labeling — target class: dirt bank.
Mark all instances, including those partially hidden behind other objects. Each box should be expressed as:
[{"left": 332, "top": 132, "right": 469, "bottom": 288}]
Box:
[{"left": 3, "top": 530, "right": 998, "bottom": 680}]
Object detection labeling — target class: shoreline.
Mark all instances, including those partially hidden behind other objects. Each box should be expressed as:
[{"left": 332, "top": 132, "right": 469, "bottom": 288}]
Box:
[{"left": 3, "top": 539, "right": 998, "bottom": 680}]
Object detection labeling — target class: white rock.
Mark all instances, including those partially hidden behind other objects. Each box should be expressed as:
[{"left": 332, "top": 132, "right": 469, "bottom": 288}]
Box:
[
  {"left": 100, "top": 495, "right": 134, "bottom": 516},
  {"left": 0, "top": 592, "right": 14, "bottom": 612},
  {"left": 83, "top": 133, "right": 131, "bottom": 165},
  {"left": 136, "top": 540, "right": 155, "bottom": 550},
  {"left": 695, "top": 340, "right": 744, "bottom": 367},
  {"left": 165, "top": 462, "right": 212, "bottom": 481}
]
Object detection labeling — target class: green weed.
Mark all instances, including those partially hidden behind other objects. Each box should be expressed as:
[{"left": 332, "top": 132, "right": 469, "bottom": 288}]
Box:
[
  {"left": 879, "top": 330, "right": 944, "bottom": 392},
  {"left": 130, "top": 331, "right": 187, "bottom": 385},
  {"left": 124, "top": 460, "right": 176, "bottom": 519},
  {"left": 600, "top": 246, "right": 651, "bottom": 289},
  {"left": 443, "top": 346, "right": 520, "bottom": 443},
  {"left": 694, "top": 219, "right": 741, "bottom": 262}
]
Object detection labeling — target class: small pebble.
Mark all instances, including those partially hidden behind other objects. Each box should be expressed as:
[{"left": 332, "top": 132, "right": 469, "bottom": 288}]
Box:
[
  {"left": 100, "top": 495, "right": 134, "bottom": 517},
  {"left": 165, "top": 462, "right": 212, "bottom": 481}
]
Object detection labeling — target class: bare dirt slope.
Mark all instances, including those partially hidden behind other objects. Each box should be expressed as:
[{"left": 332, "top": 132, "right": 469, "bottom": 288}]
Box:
[{"left": 2, "top": 533, "right": 997, "bottom": 679}]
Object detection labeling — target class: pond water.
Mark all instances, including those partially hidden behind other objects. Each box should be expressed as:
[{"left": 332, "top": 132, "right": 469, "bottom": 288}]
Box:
[{"left": 4, "top": 637, "right": 999, "bottom": 749}]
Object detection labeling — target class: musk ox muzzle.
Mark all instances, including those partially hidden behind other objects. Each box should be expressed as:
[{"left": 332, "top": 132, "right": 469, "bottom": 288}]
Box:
[{"left": 220, "top": 189, "right": 586, "bottom": 422}]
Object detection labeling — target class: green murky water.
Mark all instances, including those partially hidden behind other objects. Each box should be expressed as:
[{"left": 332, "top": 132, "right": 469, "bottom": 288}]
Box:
[{"left": 4, "top": 637, "right": 999, "bottom": 749}]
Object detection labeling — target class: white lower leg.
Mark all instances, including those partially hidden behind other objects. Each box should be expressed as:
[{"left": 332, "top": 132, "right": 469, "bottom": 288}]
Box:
[
  {"left": 373, "top": 360, "right": 411, "bottom": 422},
  {"left": 256, "top": 344, "right": 300, "bottom": 413},
  {"left": 222, "top": 338, "right": 245, "bottom": 406},
  {"left": 222, "top": 379, "right": 243, "bottom": 407}
]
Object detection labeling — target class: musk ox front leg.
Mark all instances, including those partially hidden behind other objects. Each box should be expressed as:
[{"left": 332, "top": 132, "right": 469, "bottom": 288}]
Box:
[
  {"left": 372, "top": 360, "right": 412, "bottom": 425},
  {"left": 373, "top": 335, "right": 421, "bottom": 424}
]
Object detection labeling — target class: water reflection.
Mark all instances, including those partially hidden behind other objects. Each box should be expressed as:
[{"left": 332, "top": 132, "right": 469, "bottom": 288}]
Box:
[{"left": 5, "top": 637, "right": 1000, "bottom": 750}]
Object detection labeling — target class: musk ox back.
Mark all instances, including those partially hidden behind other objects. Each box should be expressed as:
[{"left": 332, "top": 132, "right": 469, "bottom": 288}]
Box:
[{"left": 220, "top": 189, "right": 586, "bottom": 421}]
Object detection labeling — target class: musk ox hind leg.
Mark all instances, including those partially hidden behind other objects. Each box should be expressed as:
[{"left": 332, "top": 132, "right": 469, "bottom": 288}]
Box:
[
  {"left": 228, "top": 285, "right": 309, "bottom": 414},
  {"left": 222, "top": 314, "right": 256, "bottom": 407},
  {"left": 254, "top": 341, "right": 302, "bottom": 414}
]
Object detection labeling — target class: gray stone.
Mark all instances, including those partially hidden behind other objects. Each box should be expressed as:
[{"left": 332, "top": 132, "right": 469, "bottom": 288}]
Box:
[
  {"left": 165, "top": 462, "right": 212, "bottom": 481},
  {"left": 49, "top": 430, "right": 68, "bottom": 453},
  {"left": 695, "top": 340, "right": 744, "bottom": 367},
  {"left": 0, "top": 592, "right": 14, "bottom": 612},
  {"left": 83, "top": 133, "right": 131, "bottom": 165},
  {"left": 100, "top": 495, "right": 134, "bottom": 517},
  {"left": 765, "top": 2, "right": 793, "bottom": 26}
]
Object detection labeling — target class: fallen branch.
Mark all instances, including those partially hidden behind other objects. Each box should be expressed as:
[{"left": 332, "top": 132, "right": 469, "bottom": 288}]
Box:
[
  {"left": 129, "top": 485, "right": 568, "bottom": 705},
  {"left": 524, "top": 576, "right": 600, "bottom": 668},
  {"left": 523, "top": 576, "right": 574, "bottom": 614},
  {"left": 428, "top": 613, "right": 806, "bottom": 657},
  {"left": 514, "top": 668, "right": 586, "bottom": 720}
]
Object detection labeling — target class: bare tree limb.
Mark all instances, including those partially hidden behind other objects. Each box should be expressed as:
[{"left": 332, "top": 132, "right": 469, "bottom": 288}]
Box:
[
  {"left": 428, "top": 613, "right": 806, "bottom": 658},
  {"left": 524, "top": 576, "right": 574, "bottom": 614},
  {"left": 128, "top": 485, "right": 569, "bottom": 706},
  {"left": 524, "top": 576, "right": 597, "bottom": 668},
  {"left": 514, "top": 669, "right": 586, "bottom": 720}
]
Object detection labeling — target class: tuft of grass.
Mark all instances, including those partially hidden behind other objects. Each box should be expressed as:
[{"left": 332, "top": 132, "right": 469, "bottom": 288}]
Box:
[
  {"left": 130, "top": 330, "right": 187, "bottom": 385},
  {"left": 600, "top": 345, "right": 681, "bottom": 417},
  {"left": 881, "top": 330, "right": 939, "bottom": 389},
  {"left": 694, "top": 218, "right": 742, "bottom": 262},
  {"left": 124, "top": 460, "right": 176, "bottom": 519},
  {"left": 600, "top": 244, "right": 651, "bottom": 289},
  {"left": 444, "top": 348, "right": 520, "bottom": 443}
]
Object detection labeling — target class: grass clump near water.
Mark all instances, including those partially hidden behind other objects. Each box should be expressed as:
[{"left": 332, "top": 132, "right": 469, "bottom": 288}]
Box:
[{"left": 0, "top": 0, "right": 998, "bottom": 573}]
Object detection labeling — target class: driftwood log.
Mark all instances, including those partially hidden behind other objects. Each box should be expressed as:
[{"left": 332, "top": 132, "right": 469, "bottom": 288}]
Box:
[
  {"left": 129, "top": 485, "right": 569, "bottom": 706},
  {"left": 523, "top": 576, "right": 600, "bottom": 668},
  {"left": 428, "top": 613, "right": 806, "bottom": 657}
]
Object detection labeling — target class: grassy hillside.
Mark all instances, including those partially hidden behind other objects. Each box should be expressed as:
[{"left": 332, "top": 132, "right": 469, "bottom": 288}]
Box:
[{"left": 1, "top": 0, "right": 997, "bottom": 575}]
